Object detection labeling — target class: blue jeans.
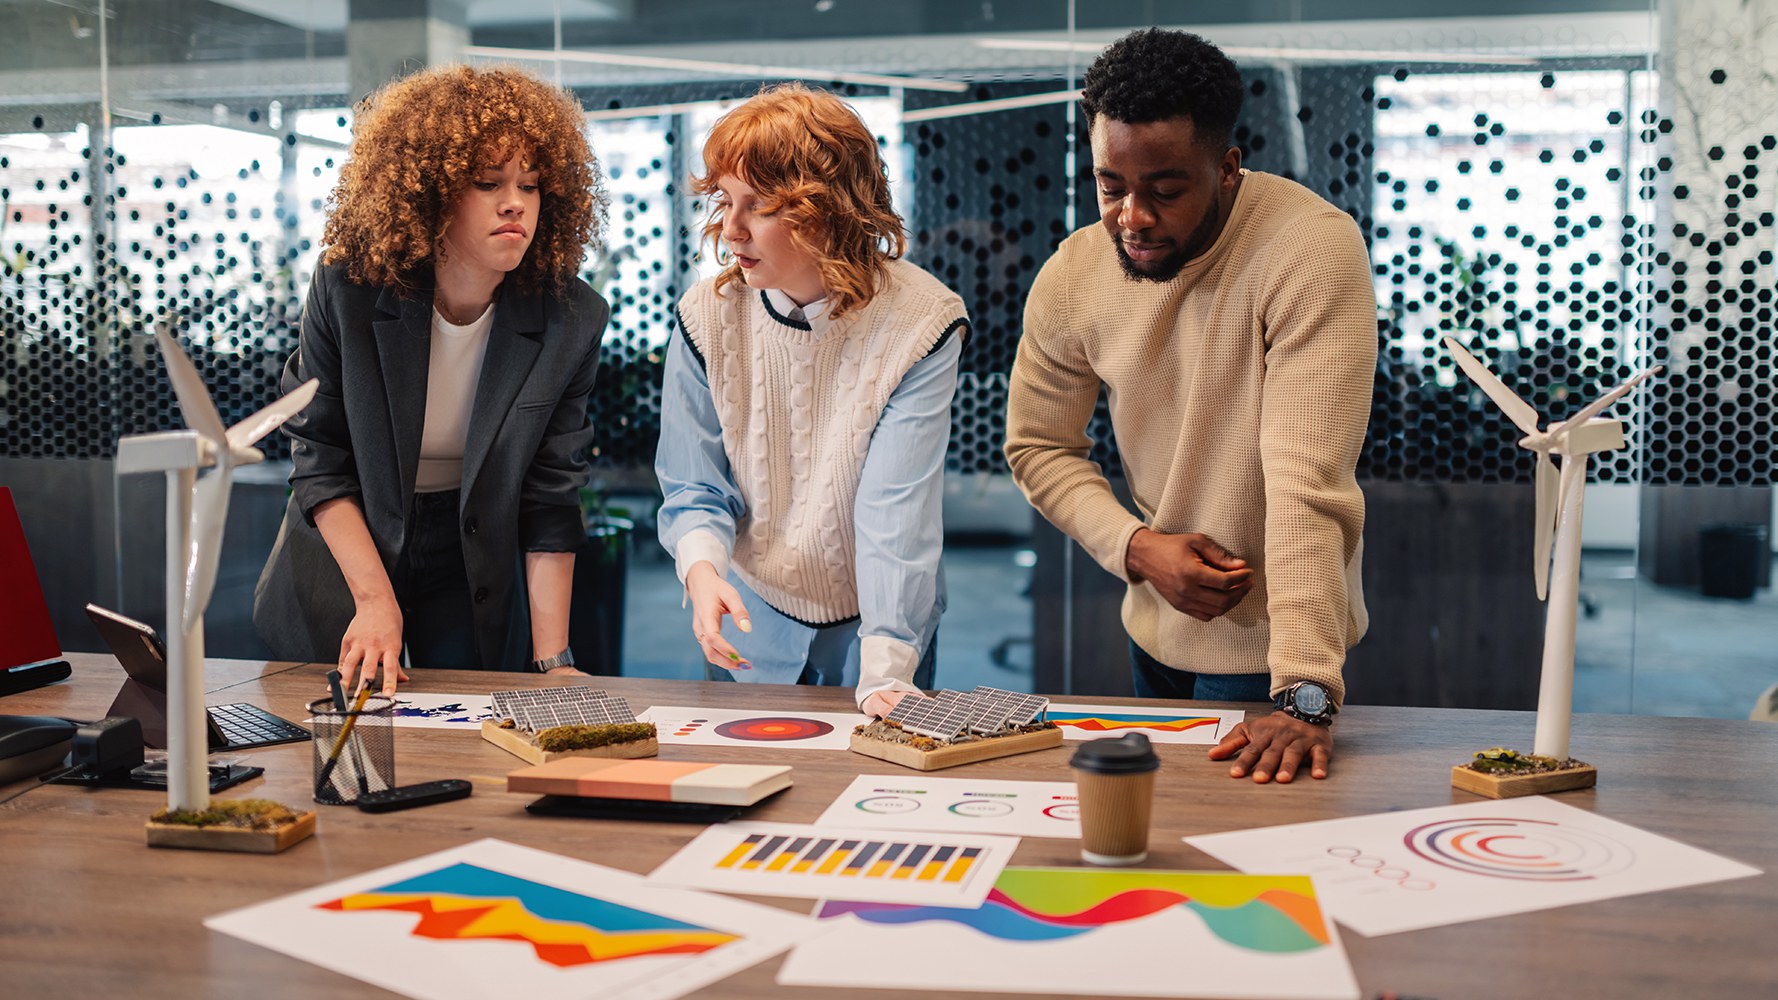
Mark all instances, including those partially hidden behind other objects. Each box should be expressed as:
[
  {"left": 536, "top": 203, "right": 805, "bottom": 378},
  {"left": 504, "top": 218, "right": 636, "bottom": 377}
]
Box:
[
  {"left": 1129, "top": 639, "right": 1272, "bottom": 703},
  {"left": 707, "top": 623, "right": 939, "bottom": 690}
]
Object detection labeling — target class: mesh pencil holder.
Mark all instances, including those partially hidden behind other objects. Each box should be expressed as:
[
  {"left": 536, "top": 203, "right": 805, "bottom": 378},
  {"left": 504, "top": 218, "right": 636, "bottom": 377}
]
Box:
[{"left": 308, "top": 695, "right": 396, "bottom": 805}]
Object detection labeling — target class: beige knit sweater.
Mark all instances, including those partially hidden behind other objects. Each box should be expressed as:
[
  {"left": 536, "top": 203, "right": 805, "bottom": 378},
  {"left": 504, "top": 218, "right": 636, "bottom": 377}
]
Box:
[
  {"left": 678, "top": 259, "right": 965, "bottom": 625},
  {"left": 1005, "top": 170, "right": 1375, "bottom": 705}
]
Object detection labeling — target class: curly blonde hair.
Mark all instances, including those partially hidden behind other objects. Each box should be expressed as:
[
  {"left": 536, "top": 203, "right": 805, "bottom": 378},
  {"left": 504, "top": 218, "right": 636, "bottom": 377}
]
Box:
[
  {"left": 693, "top": 83, "right": 906, "bottom": 319},
  {"left": 321, "top": 64, "right": 605, "bottom": 297}
]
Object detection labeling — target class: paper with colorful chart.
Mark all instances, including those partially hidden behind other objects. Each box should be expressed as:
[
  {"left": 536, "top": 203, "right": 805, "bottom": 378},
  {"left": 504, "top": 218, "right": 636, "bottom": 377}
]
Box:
[
  {"left": 814, "top": 774, "right": 1082, "bottom": 839},
  {"left": 1186, "top": 795, "right": 1762, "bottom": 937},
  {"left": 1045, "top": 701, "right": 1244, "bottom": 744},
  {"left": 777, "top": 867, "right": 1358, "bottom": 999},
  {"left": 647, "top": 821, "right": 1018, "bottom": 907},
  {"left": 205, "top": 838, "right": 811, "bottom": 1000},
  {"left": 306, "top": 692, "right": 497, "bottom": 730},
  {"left": 636, "top": 705, "right": 867, "bottom": 750}
]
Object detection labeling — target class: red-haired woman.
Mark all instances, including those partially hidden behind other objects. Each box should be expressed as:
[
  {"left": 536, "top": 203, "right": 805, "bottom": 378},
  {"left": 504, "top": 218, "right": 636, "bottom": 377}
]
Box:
[
  {"left": 254, "top": 65, "right": 608, "bottom": 693},
  {"left": 655, "top": 83, "right": 968, "bottom": 717}
]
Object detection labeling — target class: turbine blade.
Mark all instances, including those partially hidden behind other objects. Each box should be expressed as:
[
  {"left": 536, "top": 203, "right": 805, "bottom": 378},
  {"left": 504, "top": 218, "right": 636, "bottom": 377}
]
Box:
[
  {"left": 1534, "top": 451, "right": 1557, "bottom": 601},
  {"left": 155, "top": 329, "right": 229, "bottom": 449},
  {"left": 226, "top": 378, "right": 319, "bottom": 452},
  {"left": 183, "top": 466, "right": 233, "bottom": 632},
  {"left": 1547, "top": 365, "right": 1663, "bottom": 440},
  {"left": 1442, "top": 336, "right": 1542, "bottom": 436}
]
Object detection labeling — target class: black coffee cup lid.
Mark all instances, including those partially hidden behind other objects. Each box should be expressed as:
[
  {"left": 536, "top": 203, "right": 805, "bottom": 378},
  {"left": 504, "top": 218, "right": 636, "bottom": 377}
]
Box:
[{"left": 1070, "top": 732, "right": 1160, "bottom": 774}]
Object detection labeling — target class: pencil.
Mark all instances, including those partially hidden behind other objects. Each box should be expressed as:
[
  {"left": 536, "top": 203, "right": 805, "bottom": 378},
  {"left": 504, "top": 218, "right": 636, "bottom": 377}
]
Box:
[{"left": 315, "top": 682, "right": 373, "bottom": 797}]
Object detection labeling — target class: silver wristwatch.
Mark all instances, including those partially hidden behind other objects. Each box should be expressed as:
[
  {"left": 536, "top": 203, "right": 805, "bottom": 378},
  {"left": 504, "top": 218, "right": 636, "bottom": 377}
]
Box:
[
  {"left": 1273, "top": 680, "right": 1336, "bottom": 726},
  {"left": 531, "top": 648, "right": 575, "bottom": 673}
]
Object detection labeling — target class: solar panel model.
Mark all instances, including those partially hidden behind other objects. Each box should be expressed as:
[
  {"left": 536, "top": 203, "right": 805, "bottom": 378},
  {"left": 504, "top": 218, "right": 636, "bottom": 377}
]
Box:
[
  {"left": 855, "top": 685, "right": 1063, "bottom": 771},
  {"left": 481, "top": 686, "right": 658, "bottom": 765}
]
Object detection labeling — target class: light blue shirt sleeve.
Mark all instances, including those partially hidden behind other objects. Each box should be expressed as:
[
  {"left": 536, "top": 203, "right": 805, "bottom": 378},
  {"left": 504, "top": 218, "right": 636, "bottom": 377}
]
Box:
[
  {"left": 853, "top": 329, "right": 964, "bottom": 694},
  {"left": 654, "top": 329, "right": 744, "bottom": 578}
]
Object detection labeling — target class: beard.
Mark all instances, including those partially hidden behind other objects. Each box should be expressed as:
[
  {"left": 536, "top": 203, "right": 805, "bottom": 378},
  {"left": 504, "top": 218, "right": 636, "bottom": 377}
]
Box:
[{"left": 1112, "top": 193, "right": 1224, "bottom": 283}]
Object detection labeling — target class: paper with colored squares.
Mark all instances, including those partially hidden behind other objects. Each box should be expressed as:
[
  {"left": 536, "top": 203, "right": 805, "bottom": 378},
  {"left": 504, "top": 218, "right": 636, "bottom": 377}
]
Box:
[
  {"left": 647, "top": 821, "right": 1018, "bottom": 907},
  {"left": 205, "top": 839, "right": 811, "bottom": 1000},
  {"left": 1045, "top": 701, "right": 1245, "bottom": 744},
  {"left": 778, "top": 867, "right": 1358, "bottom": 998}
]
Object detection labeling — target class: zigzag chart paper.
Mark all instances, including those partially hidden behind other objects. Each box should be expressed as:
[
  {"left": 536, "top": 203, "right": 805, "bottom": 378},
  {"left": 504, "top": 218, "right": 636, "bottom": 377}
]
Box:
[
  {"left": 206, "top": 839, "right": 811, "bottom": 1000},
  {"left": 1044, "top": 701, "right": 1244, "bottom": 744},
  {"left": 1187, "top": 795, "right": 1762, "bottom": 936},
  {"left": 778, "top": 867, "right": 1358, "bottom": 999}
]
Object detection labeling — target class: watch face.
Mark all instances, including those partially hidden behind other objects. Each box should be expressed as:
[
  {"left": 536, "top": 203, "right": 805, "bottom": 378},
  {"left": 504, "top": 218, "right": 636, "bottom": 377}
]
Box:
[{"left": 1292, "top": 684, "right": 1329, "bottom": 717}]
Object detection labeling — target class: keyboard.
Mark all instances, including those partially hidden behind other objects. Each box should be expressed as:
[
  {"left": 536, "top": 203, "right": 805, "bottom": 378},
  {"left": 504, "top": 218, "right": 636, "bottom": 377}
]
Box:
[{"left": 210, "top": 702, "right": 310, "bottom": 750}]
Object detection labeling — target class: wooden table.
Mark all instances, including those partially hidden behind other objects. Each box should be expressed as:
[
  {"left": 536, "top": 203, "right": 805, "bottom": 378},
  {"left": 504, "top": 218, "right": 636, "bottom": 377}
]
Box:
[{"left": 3, "top": 653, "right": 1775, "bottom": 999}]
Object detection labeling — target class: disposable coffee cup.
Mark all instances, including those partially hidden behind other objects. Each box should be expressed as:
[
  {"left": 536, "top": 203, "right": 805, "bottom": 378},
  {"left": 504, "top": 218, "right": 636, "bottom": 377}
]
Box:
[{"left": 1070, "top": 732, "right": 1160, "bottom": 866}]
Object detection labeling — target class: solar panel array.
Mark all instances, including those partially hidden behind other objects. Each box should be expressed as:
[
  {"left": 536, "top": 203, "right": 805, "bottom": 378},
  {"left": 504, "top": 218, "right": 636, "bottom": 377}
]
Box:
[
  {"left": 886, "top": 686, "right": 1049, "bottom": 739},
  {"left": 490, "top": 687, "right": 637, "bottom": 733},
  {"left": 968, "top": 686, "right": 1050, "bottom": 728},
  {"left": 885, "top": 692, "right": 974, "bottom": 739}
]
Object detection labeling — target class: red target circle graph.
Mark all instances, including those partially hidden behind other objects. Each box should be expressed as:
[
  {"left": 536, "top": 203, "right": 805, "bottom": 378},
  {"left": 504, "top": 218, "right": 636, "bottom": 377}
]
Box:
[
  {"left": 1402, "top": 817, "right": 1634, "bottom": 882},
  {"left": 713, "top": 717, "right": 835, "bottom": 742}
]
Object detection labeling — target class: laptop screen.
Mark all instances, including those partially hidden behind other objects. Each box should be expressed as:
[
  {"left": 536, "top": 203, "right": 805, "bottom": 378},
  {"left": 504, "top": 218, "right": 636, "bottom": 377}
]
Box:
[{"left": 0, "top": 487, "right": 62, "bottom": 669}]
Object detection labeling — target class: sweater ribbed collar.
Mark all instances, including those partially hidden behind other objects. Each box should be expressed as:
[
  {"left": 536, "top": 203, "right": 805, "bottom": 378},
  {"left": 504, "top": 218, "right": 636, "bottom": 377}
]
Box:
[{"left": 760, "top": 287, "right": 838, "bottom": 346}]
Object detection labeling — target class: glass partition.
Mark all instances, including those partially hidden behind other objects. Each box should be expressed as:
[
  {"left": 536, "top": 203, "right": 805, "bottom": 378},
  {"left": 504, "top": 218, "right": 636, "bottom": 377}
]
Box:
[{"left": 3, "top": 0, "right": 1771, "bottom": 722}]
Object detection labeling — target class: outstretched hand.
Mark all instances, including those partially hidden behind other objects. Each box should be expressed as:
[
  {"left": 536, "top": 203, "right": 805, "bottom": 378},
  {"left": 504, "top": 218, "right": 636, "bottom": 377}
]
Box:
[
  {"left": 1124, "top": 528, "right": 1254, "bottom": 621},
  {"left": 685, "top": 561, "right": 753, "bottom": 671},
  {"left": 1209, "top": 712, "right": 1333, "bottom": 783}
]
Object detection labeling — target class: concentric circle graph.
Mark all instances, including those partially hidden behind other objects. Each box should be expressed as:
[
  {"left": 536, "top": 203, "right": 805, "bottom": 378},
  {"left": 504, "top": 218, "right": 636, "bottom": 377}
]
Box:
[
  {"left": 1402, "top": 817, "right": 1635, "bottom": 882},
  {"left": 712, "top": 717, "right": 836, "bottom": 742}
]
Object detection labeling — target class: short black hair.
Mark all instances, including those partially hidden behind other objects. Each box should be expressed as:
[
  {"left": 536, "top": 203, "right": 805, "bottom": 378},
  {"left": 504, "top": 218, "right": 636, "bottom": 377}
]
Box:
[{"left": 1080, "top": 28, "right": 1244, "bottom": 148}]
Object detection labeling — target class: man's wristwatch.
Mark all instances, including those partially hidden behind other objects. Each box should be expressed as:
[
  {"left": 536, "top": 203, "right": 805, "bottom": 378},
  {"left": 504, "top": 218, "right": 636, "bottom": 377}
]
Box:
[
  {"left": 531, "top": 648, "right": 575, "bottom": 673},
  {"left": 1273, "top": 680, "right": 1336, "bottom": 726}
]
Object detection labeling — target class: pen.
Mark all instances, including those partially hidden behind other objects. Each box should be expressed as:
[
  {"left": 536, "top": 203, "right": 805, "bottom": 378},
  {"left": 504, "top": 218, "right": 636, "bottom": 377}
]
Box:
[{"left": 315, "top": 681, "right": 374, "bottom": 797}]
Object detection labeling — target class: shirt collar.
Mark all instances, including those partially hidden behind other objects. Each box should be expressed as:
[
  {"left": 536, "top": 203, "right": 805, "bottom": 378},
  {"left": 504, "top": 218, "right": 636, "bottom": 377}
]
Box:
[{"left": 763, "top": 287, "right": 830, "bottom": 326}]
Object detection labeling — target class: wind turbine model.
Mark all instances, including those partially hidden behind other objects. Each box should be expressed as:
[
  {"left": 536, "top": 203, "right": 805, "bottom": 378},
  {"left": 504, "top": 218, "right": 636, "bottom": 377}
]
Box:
[
  {"left": 116, "top": 330, "right": 316, "bottom": 819},
  {"left": 1443, "top": 336, "right": 1661, "bottom": 797}
]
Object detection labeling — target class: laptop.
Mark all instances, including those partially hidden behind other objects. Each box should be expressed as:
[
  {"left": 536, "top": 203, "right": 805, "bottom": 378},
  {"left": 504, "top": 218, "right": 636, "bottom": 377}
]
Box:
[
  {"left": 0, "top": 487, "right": 73, "bottom": 696},
  {"left": 83, "top": 603, "right": 310, "bottom": 751}
]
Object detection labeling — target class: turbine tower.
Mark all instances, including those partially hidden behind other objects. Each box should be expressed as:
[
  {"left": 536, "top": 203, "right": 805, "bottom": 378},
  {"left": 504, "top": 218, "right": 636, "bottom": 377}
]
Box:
[
  {"left": 116, "top": 330, "right": 316, "bottom": 811},
  {"left": 1443, "top": 336, "right": 1660, "bottom": 760}
]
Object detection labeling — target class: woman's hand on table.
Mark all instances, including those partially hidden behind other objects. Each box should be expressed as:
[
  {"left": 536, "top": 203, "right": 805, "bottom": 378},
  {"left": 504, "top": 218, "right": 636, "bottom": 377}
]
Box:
[
  {"left": 861, "top": 690, "right": 912, "bottom": 719},
  {"left": 339, "top": 594, "right": 410, "bottom": 695}
]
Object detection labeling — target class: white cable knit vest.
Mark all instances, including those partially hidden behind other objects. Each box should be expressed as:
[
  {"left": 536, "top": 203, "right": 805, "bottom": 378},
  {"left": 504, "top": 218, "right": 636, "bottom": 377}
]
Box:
[{"left": 677, "top": 259, "right": 967, "bottom": 624}]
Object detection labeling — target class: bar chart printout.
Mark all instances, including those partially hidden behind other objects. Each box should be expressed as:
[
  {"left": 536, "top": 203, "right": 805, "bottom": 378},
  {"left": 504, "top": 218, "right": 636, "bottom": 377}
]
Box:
[{"left": 646, "top": 822, "right": 1018, "bottom": 907}]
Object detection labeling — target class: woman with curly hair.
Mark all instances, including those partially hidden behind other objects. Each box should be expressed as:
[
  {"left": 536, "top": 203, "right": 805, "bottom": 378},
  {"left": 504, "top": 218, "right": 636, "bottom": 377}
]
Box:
[
  {"left": 254, "top": 65, "right": 609, "bottom": 693},
  {"left": 655, "top": 83, "right": 969, "bottom": 717}
]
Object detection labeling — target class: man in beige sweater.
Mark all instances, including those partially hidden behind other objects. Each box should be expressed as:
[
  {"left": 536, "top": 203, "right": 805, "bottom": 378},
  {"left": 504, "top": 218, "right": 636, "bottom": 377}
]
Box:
[{"left": 1006, "top": 29, "right": 1376, "bottom": 784}]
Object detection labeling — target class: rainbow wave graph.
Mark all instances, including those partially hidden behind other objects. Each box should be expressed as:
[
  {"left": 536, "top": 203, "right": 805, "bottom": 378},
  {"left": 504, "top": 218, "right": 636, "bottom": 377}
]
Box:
[
  {"left": 818, "top": 868, "right": 1329, "bottom": 953},
  {"left": 1048, "top": 711, "right": 1220, "bottom": 734},
  {"left": 318, "top": 863, "right": 737, "bottom": 967}
]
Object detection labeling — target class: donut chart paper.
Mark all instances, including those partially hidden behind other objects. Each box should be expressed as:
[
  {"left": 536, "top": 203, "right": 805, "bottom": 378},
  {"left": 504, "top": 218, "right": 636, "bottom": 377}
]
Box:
[
  {"left": 1186, "top": 795, "right": 1761, "bottom": 936},
  {"left": 637, "top": 706, "right": 867, "bottom": 750},
  {"left": 815, "top": 774, "right": 1082, "bottom": 839}
]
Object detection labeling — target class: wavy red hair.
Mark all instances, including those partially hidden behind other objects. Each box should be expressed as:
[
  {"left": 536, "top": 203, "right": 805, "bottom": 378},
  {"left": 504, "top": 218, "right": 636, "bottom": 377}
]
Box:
[{"left": 693, "top": 83, "right": 906, "bottom": 319}]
